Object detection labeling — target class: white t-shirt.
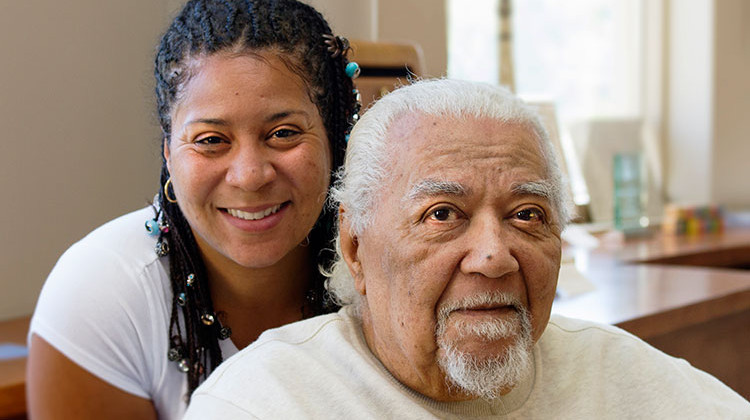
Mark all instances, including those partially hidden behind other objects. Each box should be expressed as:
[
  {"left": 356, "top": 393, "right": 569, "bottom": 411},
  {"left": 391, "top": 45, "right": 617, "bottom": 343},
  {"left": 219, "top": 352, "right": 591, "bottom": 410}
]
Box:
[
  {"left": 29, "top": 207, "right": 238, "bottom": 420},
  {"left": 186, "top": 306, "right": 750, "bottom": 419}
]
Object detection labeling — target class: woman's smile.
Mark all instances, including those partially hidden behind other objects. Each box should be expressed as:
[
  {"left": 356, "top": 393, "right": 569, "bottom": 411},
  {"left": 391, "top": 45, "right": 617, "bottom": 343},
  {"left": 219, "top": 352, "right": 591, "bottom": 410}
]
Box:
[
  {"left": 226, "top": 203, "right": 284, "bottom": 221},
  {"left": 220, "top": 202, "right": 290, "bottom": 233}
]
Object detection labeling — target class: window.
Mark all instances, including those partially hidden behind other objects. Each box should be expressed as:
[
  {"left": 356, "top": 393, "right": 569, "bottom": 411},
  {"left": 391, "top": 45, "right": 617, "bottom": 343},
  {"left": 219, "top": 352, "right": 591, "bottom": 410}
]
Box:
[{"left": 448, "top": 0, "right": 660, "bottom": 220}]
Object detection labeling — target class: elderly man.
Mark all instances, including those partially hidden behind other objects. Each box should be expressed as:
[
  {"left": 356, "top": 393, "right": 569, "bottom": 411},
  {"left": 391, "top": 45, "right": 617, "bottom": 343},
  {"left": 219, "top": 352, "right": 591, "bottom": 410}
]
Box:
[{"left": 185, "top": 79, "right": 749, "bottom": 418}]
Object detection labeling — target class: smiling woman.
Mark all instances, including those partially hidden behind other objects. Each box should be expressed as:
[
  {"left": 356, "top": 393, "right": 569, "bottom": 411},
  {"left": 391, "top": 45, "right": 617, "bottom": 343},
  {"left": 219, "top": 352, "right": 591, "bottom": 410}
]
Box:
[
  {"left": 165, "top": 53, "right": 333, "bottom": 273},
  {"left": 25, "top": 1, "right": 358, "bottom": 419}
]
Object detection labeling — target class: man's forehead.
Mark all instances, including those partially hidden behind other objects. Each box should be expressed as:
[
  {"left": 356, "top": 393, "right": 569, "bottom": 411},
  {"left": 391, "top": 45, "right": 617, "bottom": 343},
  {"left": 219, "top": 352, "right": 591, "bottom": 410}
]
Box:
[
  {"left": 385, "top": 112, "right": 537, "bottom": 152},
  {"left": 382, "top": 111, "right": 549, "bottom": 192},
  {"left": 387, "top": 112, "right": 467, "bottom": 139}
]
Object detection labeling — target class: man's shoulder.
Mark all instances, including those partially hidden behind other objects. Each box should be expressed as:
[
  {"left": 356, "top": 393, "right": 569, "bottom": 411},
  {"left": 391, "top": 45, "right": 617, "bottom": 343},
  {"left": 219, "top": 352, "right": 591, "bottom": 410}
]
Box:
[
  {"left": 533, "top": 314, "right": 750, "bottom": 417},
  {"left": 544, "top": 314, "right": 639, "bottom": 340},
  {"left": 186, "top": 307, "right": 372, "bottom": 418},
  {"left": 205, "top": 307, "right": 359, "bottom": 380},
  {"left": 540, "top": 314, "right": 669, "bottom": 368},
  {"left": 250, "top": 309, "right": 354, "bottom": 353}
]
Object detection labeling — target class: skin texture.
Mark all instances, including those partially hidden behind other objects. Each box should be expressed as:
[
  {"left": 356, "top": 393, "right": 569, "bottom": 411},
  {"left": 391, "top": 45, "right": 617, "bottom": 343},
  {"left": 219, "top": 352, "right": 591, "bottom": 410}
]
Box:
[
  {"left": 340, "top": 113, "right": 562, "bottom": 402},
  {"left": 28, "top": 51, "right": 332, "bottom": 418},
  {"left": 27, "top": 336, "right": 158, "bottom": 420}
]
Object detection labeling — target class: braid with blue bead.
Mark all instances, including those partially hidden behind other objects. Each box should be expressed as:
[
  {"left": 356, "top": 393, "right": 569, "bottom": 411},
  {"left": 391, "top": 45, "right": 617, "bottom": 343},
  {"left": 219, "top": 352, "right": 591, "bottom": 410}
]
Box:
[{"left": 152, "top": 0, "right": 356, "bottom": 396}]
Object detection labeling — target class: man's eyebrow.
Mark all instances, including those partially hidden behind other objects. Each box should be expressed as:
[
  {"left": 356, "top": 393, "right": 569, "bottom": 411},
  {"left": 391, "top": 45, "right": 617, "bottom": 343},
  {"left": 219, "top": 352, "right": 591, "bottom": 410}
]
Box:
[
  {"left": 511, "top": 180, "right": 554, "bottom": 201},
  {"left": 404, "top": 179, "right": 467, "bottom": 202}
]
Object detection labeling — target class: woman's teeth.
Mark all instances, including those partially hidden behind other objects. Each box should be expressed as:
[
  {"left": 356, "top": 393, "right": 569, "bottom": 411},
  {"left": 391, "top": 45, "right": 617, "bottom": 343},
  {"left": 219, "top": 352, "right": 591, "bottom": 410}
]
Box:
[{"left": 227, "top": 204, "right": 282, "bottom": 221}]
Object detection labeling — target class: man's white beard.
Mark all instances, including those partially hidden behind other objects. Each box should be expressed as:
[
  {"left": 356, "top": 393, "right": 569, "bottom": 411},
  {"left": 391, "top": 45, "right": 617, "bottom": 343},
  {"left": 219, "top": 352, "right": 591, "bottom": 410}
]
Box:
[{"left": 435, "top": 293, "right": 533, "bottom": 400}]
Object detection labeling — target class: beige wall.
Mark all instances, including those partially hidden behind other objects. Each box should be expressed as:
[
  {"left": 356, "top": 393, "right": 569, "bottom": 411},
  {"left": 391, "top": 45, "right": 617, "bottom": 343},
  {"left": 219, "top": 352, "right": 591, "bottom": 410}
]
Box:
[
  {"left": 377, "top": 0, "right": 447, "bottom": 78},
  {"left": 711, "top": 0, "right": 750, "bottom": 208},
  {"left": 665, "top": 0, "right": 750, "bottom": 208},
  {"left": 306, "top": 0, "right": 377, "bottom": 40},
  {"left": 0, "top": 1, "right": 169, "bottom": 320}
]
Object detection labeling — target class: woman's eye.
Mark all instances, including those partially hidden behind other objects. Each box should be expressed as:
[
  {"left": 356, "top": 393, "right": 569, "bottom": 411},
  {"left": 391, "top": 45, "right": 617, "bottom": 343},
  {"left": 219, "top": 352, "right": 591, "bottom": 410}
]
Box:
[
  {"left": 195, "top": 136, "right": 225, "bottom": 146},
  {"left": 270, "top": 128, "right": 300, "bottom": 139},
  {"left": 515, "top": 208, "right": 545, "bottom": 223}
]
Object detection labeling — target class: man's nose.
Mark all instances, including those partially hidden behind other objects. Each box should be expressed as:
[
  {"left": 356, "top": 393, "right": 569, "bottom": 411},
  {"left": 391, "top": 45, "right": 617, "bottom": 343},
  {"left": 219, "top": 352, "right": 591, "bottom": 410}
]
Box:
[
  {"left": 224, "top": 142, "right": 277, "bottom": 191},
  {"left": 459, "top": 215, "right": 519, "bottom": 279}
]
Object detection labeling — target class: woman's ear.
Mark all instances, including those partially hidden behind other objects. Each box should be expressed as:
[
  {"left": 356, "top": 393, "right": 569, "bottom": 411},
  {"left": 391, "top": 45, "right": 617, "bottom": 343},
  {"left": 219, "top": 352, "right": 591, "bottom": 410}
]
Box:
[
  {"left": 338, "top": 207, "right": 366, "bottom": 295},
  {"left": 163, "top": 137, "right": 171, "bottom": 172}
]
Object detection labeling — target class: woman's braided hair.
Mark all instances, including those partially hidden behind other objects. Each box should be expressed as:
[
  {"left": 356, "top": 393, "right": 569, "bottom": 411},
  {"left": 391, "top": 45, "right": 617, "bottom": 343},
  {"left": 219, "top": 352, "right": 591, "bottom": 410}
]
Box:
[{"left": 153, "top": 0, "right": 355, "bottom": 395}]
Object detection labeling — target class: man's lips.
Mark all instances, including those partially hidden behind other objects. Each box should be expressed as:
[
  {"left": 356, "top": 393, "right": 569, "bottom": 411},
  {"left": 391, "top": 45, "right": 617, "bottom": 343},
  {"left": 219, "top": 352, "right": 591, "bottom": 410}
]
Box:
[{"left": 452, "top": 305, "right": 516, "bottom": 317}]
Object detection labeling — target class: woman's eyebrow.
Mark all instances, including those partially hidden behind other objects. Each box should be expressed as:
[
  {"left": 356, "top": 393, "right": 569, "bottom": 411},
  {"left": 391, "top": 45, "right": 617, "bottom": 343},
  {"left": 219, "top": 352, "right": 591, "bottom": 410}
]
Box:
[
  {"left": 183, "top": 117, "right": 229, "bottom": 127},
  {"left": 265, "top": 109, "right": 309, "bottom": 123},
  {"left": 182, "top": 110, "right": 311, "bottom": 128}
]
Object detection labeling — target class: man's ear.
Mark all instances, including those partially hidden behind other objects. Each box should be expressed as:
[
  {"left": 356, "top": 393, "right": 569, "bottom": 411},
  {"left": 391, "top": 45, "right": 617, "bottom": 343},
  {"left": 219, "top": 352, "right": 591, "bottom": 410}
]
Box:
[
  {"left": 163, "top": 137, "right": 171, "bottom": 173},
  {"left": 339, "top": 206, "right": 366, "bottom": 295}
]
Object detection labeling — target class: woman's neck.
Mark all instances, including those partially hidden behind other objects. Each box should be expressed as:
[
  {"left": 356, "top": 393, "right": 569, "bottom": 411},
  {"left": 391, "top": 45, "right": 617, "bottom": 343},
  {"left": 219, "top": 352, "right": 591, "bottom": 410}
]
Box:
[{"left": 201, "top": 245, "right": 313, "bottom": 349}]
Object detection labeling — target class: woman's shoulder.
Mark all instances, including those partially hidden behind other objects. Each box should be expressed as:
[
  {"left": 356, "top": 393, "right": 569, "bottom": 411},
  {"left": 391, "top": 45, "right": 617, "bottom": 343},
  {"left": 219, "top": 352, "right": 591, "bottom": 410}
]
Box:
[
  {"left": 35, "top": 205, "right": 170, "bottom": 313},
  {"left": 33, "top": 206, "right": 171, "bottom": 338},
  {"left": 30, "top": 206, "right": 175, "bottom": 400},
  {"left": 47, "top": 207, "right": 167, "bottom": 284},
  {"left": 77, "top": 207, "right": 161, "bottom": 260},
  {"left": 42, "top": 206, "right": 170, "bottom": 307}
]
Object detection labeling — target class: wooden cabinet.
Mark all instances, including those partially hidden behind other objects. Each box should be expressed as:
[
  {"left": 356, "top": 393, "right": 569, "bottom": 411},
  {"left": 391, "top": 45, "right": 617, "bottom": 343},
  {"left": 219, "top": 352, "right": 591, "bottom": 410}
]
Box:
[{"left": 0, "top": 316, "right": 29, "bottom": 419}]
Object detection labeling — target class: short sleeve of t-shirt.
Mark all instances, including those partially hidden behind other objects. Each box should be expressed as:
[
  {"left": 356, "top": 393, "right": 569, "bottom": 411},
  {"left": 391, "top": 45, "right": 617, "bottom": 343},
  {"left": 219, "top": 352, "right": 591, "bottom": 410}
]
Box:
[{"left": 29, "top": 211, "right": 168, "bottom": 399}]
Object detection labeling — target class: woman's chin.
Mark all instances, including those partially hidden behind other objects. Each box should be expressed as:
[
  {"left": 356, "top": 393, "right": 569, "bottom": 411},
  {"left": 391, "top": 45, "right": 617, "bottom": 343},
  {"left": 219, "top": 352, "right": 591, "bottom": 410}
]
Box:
[{"left": 229, "top": 241, "right": 308, "bottom": 270}]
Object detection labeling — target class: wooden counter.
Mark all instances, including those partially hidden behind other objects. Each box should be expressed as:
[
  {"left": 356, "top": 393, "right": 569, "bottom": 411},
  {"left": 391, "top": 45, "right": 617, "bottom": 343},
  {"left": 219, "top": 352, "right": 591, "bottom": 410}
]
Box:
[
  {"left": 0, "top": 315, "right": 29, "bottom": 419},
  {"left": 553, "top": 227, "right": 750, "bottom": 399}
]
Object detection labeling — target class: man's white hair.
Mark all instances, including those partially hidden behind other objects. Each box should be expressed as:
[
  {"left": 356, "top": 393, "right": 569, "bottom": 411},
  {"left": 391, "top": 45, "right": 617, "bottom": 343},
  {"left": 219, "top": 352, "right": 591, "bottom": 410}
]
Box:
[{"left": 324, "top": 78, "right": 571, "bottom": 305}]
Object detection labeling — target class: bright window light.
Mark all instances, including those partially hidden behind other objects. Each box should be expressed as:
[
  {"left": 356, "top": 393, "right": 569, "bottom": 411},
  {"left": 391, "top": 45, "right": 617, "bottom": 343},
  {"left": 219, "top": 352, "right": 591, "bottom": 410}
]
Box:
[{"left": 448, "top": 0, "right": 646, "bottom": 208}]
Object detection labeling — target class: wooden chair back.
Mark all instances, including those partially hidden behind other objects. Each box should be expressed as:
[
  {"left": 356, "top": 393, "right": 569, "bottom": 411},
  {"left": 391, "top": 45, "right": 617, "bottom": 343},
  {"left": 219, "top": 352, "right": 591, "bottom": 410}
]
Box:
[{"left": 349, "top": 40, "right": 425, "bottom": 110}]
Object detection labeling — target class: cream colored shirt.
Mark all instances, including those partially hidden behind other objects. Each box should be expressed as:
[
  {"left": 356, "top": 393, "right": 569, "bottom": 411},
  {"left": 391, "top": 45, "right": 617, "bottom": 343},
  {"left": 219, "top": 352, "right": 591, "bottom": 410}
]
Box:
[{"left": 186, "top": 306, "right": 750, "bottom": 419}]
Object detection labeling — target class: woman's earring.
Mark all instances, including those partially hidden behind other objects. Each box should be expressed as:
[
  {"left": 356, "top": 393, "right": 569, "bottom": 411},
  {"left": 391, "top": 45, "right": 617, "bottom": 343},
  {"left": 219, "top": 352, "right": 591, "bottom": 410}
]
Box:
[{"left": 164, "top": 178, "right": 178, "bottom": 203}]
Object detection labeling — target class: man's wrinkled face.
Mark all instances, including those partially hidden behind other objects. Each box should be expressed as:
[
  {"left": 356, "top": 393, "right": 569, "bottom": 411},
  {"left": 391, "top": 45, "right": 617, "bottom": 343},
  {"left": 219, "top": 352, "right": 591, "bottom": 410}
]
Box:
[{"left": 340, "top": 113, "right": 562, "bottom": 401}]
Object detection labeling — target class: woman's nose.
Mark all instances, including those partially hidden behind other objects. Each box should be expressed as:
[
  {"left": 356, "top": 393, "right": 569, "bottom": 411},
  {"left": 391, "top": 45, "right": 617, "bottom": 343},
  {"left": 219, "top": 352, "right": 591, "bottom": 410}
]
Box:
[
  {"left": 224, "top": 143, "right": 277, "bottom": 191},
  {"left": 459, "top": 215, "right": 519, "bottom": 279}
]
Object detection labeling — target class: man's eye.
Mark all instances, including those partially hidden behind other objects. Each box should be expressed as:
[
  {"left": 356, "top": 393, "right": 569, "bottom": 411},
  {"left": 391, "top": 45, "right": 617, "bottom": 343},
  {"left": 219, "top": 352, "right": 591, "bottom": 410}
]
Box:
[
  {"left": 515, "top": 208, "right": 545, "bottom": 222},
  {"left": 426, "top": 207, "right": 459, "bottom": 222}
]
